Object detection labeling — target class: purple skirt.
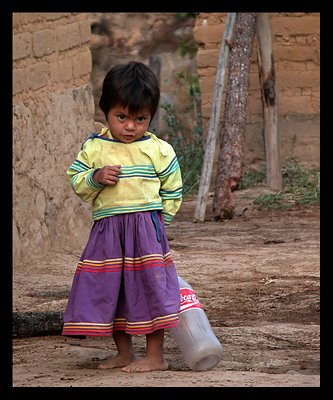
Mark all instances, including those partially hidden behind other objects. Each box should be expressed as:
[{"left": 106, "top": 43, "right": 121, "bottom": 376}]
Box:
[{"left": 62, "top": 211, "right": 180, "bottom": 336}]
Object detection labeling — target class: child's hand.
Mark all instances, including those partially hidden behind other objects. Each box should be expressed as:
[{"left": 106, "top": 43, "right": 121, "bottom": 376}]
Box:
[{"left": 93, "top": 165, "right": 121, "bottom": 186}]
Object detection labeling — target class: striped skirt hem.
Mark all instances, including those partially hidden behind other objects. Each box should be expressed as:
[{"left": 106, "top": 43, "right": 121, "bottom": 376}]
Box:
[{"left": 62, "top": 313, "right": 179, "bottom": 336}]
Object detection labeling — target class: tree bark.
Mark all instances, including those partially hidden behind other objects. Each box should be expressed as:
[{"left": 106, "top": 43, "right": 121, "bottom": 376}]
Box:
[
  {"left": 194, "top": 13, "right": 236, "bottom": 222},
  {"left": 256, "top": 13, "right": 282, "bottom": 191},
  {"left": 213, "top": 13, "right": 257, "bottom": 220},
  {"left": 13, "top": 311, "right": 64, "bottom": 338}
]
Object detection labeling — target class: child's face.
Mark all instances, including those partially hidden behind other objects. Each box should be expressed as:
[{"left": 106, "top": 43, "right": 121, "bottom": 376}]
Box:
[{"left": 106, "top": 106, "right": 151, "bottom": 143}]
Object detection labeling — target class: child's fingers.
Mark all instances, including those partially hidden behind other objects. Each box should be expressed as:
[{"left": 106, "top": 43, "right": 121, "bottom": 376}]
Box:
[
  {"left": 104, "top": 166, "right": 120, "bottom": 185},
  {"left": 105, "top": 165, "right": 121, "bottom": 173}
]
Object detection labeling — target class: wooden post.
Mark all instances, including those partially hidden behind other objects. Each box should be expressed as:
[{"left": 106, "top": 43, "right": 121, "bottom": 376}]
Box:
[
  {"left": 149, "top": 55, "right": 161, "bottom": 133},
  {"left": 194, "top": 13, "right": 236, "bottom": 222},
  {"left": 256, "top": 13, "right": 282, "bottom": 191}
]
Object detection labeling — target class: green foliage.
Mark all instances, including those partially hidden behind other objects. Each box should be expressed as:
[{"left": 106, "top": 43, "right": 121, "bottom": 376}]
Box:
[
  {"left": 175, "top": 13, "right": 199, "bottom": 59},
  {"left": 253, "top": 192, "right": 289, "bottom": 210},
  {"left": 281, "top": 159, "right": 320, "bottom": 207},
  {"left": 176, "top": 13, "right": 198, "bottom": 20},
  {"left": 252, "top": 158, "right": 320, "bottom": 209},
  {"left": 178, "top": 40, "right": 199, "bottom": 58},
  {"left": 160, "top": 73, "right": 203, "bottom": 197},
  {"left": 239, "top": 169, "right": 266, "bottom": 189}
]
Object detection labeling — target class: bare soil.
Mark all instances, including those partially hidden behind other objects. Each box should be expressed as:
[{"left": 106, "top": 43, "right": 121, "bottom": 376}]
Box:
[{"left": 12, "top": 187, "right": 320, "bottom": 387}]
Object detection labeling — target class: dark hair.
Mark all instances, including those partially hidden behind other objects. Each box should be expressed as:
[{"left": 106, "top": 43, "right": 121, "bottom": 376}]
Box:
[{"left": 99, "top": 61, "right": 160, "bottom": 123}]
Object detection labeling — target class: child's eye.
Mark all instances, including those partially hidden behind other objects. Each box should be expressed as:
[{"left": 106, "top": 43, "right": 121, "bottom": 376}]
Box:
[
  {"left": 117, "top": 114, "right": 126, "bottom": 121},
  {"left": 137, "top": 116, "right": 146, "bottom": 122}
]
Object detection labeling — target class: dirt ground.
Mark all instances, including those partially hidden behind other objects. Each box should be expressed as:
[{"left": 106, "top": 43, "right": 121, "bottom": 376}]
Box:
[{"left": 12, "top": 187, "right": 320, "bottom": 387}]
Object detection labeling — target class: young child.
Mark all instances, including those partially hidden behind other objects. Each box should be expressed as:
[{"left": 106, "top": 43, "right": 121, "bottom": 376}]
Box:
[{"left": 62, "top": 61, "right": 183, "bottom": 373}]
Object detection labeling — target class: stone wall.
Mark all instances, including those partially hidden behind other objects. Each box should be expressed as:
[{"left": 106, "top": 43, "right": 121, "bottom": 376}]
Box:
[
  {"left": 193, "top": 13, "right": 320, "bottom": 170},
  {"left": 13, "top": 13, "right": 95, "bottom": 269}
]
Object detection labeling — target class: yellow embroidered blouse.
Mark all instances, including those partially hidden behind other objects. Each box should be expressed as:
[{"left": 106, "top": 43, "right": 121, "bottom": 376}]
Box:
[{"left": 67, "top": 128, "right": 182, "bottom": 224}]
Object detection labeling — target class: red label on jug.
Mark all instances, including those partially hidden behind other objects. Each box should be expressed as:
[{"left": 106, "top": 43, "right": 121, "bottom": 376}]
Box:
[{"left": 179, "top": 288, "right": 203, "bottom": 313}]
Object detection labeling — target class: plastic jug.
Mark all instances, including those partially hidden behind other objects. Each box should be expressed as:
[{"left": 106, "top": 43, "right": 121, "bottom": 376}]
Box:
[{"left": 170, "top": 276, "right": 223, "bottom": 371}]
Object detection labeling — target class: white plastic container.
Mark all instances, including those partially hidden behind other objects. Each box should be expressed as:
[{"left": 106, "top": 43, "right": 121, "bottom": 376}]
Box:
[{"left": 170, "top": 276, "right": 223, "bottom": 371}]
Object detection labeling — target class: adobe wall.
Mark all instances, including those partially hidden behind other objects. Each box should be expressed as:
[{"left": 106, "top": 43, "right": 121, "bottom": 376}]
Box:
[
  {"left": 193, "top": 13, "right": 320, "bottom": 170},
  {"left": 13, "top": 13, "right": 95, "bottom": 269}
]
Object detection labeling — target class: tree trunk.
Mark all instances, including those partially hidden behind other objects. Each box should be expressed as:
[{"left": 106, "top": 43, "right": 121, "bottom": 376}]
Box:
[
  {"left": 212, "top": 13, "right": 257, "bottom": 220},
  {"left": 13, "top": 311, "right": 64, "bottom": 338},
  {"left": 194, "top": 13, "right": 236, "bottom": 222},
  {"left": 256, "top": 13, "right": 282, "bottom": 191}
]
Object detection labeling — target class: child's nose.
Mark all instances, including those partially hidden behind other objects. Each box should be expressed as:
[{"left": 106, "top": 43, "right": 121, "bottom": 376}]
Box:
[{"left": 125, "top": 120, "right": 135, "bottom": 130}]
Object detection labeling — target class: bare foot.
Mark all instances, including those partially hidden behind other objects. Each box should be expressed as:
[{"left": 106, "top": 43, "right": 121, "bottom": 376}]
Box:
[
  {"left": 97, "top": 354, "right": 136, "bottom": 369},
  {"left": 121, "top": 356, "right": 168, "bottom": 372}
]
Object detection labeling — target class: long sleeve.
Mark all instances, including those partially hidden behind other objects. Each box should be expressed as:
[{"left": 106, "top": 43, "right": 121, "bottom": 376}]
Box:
[
  {"left": 156, "top": 145, "right": 183, "bottom": 225},
  {"left": 67, "top": 131, "right": 182, "bottom": 221},
  {"left": 67, "top": 148, "right": 105, "bottom": 202}
]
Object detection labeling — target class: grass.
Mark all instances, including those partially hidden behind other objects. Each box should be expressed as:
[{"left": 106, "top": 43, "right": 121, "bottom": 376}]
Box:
[
  {"left": 239, "top": 169, "right": 266, "bottom": 189},
  {"left": 241, "top": 159, "right": 320, "bottom": 210}
]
